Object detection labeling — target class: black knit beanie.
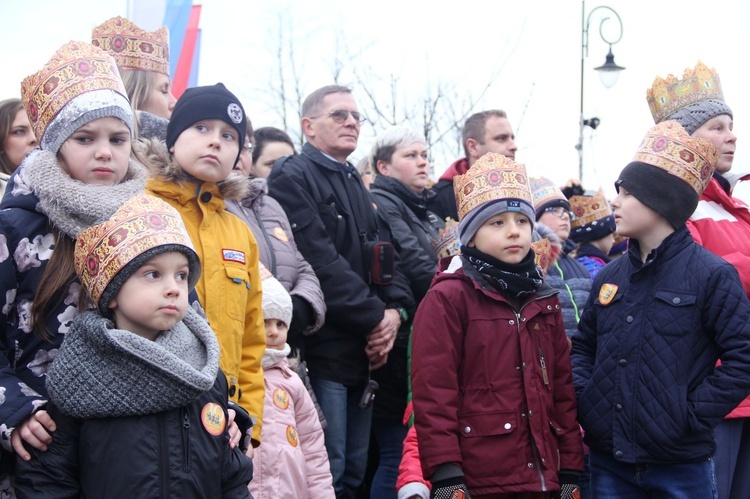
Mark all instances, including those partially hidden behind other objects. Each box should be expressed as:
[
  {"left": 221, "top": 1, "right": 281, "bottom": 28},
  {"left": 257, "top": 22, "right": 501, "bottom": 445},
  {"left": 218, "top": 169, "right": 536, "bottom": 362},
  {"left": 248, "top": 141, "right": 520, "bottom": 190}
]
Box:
[
  {"left": 615, "top": 161, "right": 699, "bottom": 229},
  {"left": 166, "top": 83, "right": 247, "bottom": 168}
]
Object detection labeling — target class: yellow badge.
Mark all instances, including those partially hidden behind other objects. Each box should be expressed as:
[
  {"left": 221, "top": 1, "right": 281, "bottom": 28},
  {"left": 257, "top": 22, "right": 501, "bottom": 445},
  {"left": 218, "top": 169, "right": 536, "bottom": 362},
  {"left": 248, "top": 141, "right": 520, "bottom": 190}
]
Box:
[
  {"left": 272, "top": 226, "right": 289, "bottom": 242},
  {"left": 201, "top": 402, "right": 226, "bottom": 436},
  {"left": 598, "top": 283, "right": 619, "bottom": 306},
  {"left": 286, "top": 425, "right": 298, "bottom": 447},
  {"left": 273, "top": 388, "right": 290, "bottom": 410}
]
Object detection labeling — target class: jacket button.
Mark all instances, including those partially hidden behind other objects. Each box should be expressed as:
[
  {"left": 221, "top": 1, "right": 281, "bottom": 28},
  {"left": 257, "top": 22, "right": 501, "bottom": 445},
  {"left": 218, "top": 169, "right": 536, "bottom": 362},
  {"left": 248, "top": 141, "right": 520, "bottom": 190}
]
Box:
[
  {"left": 547, "top": 305, "right": 552, "bottom": 310},
  {"left": 521, "top": 413, "right": 526, "bottom": 418},
  {"left": 291, "top": 223, "right": 297, "bottom": 229},
  {"left": 528, "top": 462, "right": 534, "bottom": 468},
  {"left": 672, "top": 297, "right": 681, "bottom": 304},
  {"left": 555, "top": 304, "right": 560, "bottom": 309},
  {"left": 464, "top": 426, "right": 471, "bottom": 434},
  {"left": 521, "top": 317, "right": 526, "bottom": 322},
  {"left": 615, "top": 450, "right": 624, "bottom": 459},
  {"left": 509, "top": 319, "right": 515, "bottom": 325},
  {"left": 200, "top": 192, "right": 212, "bottom": 203},
  {"left": 504, "top": 423, "right": 511, "bottom": 430},
  {"left": 528, "top": 410, "right": 533, "bottom": 417},
  {"left": 626, "top": 316, "right": 633, "bottom": 323},
  {"left": 619, "top": 359, "right": 627, "bottom": 367},
  {"left": 615, "top": 403, "right": 623, "bottom": 411},
  {"left": 522, "top": 362, "right": 527, "bottom": 369},
  {"left": 516, "top": 366, "right": 521, "bottom": 371},
  {"left": 229, "top": 385, "right": 236, "bottom": 397}
]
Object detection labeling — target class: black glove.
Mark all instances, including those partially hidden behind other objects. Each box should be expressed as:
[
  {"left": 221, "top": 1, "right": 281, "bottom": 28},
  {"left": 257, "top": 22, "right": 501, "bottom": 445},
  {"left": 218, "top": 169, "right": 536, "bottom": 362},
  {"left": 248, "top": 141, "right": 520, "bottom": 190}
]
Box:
[
  {"left": 288, "top": 295, "right": 313, "bottom": 345},
  {"left": 430, "top": 477, "right": 471, "bottom": 499},
  {"left": 555, "top": 470, "right": 581, "bottom": 499}
]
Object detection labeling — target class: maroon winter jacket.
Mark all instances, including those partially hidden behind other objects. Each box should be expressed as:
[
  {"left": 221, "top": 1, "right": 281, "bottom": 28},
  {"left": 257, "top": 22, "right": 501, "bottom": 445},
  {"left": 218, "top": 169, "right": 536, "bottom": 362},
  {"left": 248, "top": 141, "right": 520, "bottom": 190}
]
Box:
[{"left": 411, "top": 256, "right": 583, "bottom": 495}]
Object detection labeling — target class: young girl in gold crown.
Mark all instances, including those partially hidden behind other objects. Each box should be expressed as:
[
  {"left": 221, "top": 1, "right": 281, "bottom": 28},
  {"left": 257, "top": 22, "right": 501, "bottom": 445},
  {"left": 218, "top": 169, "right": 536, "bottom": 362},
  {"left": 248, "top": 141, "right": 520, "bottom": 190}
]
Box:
[
  {"left": 92, "top": 16, "right": 176, "bottom": 140},
  {"left": 0, "top": 41, "right": 147, "bottom": 485}
]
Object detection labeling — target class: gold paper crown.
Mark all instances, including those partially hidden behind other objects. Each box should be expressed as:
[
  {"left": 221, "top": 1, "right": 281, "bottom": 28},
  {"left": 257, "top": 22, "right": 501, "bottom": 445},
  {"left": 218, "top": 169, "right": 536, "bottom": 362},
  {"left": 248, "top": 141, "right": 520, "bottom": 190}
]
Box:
[
  {"left": 530, "top": 177, "right": 567, "bottom": 211},
  {"left": 633, "top": 120, "right": 718, "bottom": 196},
  {"left": 453, "top": 153, "right": 533, "bottom": 221},
  {"left": 571, "top": 189, "right": 613, "bottom": 229},
  {"left": 75, "top": 194, "right": 197, "bottom": 306},
  {"left": 92, "top": 16, "right": 170, "bottom": 75},
  {"left": 647, "top": 61, "right": 725, "bottom": 124},
  {"left": 530, "top": 238, "right": 554, "bottom": 278},
  {"left": 21, "top": 41, "right": 127, "bottom": 146},
  {"left": 434, "top": 218, "right": 461, "bottom": 259}
]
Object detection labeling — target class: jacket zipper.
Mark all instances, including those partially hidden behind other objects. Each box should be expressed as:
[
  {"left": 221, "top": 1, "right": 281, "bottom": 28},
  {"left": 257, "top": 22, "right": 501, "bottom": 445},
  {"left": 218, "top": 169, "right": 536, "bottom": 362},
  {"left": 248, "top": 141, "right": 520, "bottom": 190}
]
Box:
[
  {"left": 182, "top": 408, "right": 192, "bottom": 472},
  {"left": 159, "top": 413, "right": 169, "bottom": 499},
  {"left": 514, "top": 296, "right": 552, "bottom": 491}
]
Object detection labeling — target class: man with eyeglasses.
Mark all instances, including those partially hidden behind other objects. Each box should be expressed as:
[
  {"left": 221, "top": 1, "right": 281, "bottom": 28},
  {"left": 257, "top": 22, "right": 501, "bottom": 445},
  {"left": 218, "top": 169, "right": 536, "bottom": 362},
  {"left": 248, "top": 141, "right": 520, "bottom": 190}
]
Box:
[
  {"left": 267, "top": 85, "right": 414, "bottom": 499},
  {"left": 429, "top": 109, "right": 518, "bottom": 221}
]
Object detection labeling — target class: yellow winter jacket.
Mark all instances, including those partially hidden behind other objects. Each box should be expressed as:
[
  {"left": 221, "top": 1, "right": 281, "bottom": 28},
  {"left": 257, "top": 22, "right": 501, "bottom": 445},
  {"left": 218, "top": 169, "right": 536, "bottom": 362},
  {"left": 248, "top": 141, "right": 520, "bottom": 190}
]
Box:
[{"left": 142, "top": 141, "right": 265, "bottom": 444}]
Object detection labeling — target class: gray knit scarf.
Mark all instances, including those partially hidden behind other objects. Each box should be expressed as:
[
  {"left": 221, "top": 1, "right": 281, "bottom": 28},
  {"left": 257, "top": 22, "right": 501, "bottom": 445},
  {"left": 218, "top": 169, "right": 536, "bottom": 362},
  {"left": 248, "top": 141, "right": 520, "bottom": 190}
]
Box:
[
  {"left": 22, "top": 149, "right": 148, "bottom": 238},
  {"left": 46, "top": 307, "right": 220, "bottom": 419}
]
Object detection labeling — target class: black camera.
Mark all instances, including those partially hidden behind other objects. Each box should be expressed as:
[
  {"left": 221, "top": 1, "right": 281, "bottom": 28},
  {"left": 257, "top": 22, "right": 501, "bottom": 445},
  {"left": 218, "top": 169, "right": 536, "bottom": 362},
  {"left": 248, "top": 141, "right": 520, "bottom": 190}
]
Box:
[
  {"left": 357, "top": 379, "right": 379, "bottom": 409},
  {"left": 364, "top": 241, "right": 395, "bottom": 286}
]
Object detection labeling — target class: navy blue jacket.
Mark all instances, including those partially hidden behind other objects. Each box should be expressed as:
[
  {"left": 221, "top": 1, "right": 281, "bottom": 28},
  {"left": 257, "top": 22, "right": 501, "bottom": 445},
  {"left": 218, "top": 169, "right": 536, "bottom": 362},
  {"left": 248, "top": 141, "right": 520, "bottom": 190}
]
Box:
[{"left": 571, "top": 227, "right": 750, "bottom": 463}]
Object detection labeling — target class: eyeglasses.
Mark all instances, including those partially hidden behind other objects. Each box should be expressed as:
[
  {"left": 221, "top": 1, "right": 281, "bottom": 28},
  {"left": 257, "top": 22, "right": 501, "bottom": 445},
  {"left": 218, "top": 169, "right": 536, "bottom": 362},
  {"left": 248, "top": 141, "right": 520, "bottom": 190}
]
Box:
[
  {"left": 243, "top": 142, "right": 254, "bottom": 154},
  {"left": 544, "top": 206, "right": 576, "bottom": 221},
  {"left": 309, "top": 109, "right": 366, "bottom": 124}
]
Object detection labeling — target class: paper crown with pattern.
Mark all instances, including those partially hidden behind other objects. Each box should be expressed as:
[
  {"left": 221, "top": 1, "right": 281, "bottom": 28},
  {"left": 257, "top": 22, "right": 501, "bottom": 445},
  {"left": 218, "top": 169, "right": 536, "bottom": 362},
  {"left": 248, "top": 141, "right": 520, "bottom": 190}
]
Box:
[
  {"left": 647, "top": 61, "right": 725, "bottom": 124},
  {"left": 434, "top": 218, "right": 461, "bottom": 259},
  {"left": 75, "top": 194, "right": 199, "bottom": 308},
  {"left": 92, "top": 16, "right": 170, "bottom": 75},
  {"left": 21, "top": 41, "right": 129, "bottom": 149},
  {"left": 632, "top": 120, "right": 718, "bottom": 196},
  {"left": 571, "top": 189, "right": 612, "bottom": 228},
  {"left": 530, "top": 177, "right": 568, "bottom": 212},
  {"left": 453, "top": 153, "right": 533, "bottom": 221}
]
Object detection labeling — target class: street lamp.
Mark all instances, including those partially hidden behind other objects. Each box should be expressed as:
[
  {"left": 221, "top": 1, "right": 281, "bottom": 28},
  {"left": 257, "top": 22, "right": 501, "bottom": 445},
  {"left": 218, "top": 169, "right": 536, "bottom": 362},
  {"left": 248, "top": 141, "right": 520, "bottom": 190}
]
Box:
[{"left": 576, "top": 1, "right": 625, "bottom": 182}]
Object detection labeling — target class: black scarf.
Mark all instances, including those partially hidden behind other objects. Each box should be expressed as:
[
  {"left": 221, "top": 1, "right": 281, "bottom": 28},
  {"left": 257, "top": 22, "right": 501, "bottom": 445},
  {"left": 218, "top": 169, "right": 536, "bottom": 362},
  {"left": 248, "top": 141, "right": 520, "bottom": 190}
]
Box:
[
  {"left": 371, "top": 175, "right": 435, "bottom": 219},
  {"left": 462, "top": 245, "right": 544, "bottom": 297}
]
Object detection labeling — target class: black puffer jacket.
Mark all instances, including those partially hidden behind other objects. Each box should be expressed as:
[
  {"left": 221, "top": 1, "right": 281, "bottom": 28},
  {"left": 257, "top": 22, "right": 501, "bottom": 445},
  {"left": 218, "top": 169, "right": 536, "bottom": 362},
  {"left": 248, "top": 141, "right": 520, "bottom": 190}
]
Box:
[
  {"left": 15, "top": 374, "right": 252, "bottom": 498},
  {"left": 267, "top": 143, "right": 415, "bottom": 387}
]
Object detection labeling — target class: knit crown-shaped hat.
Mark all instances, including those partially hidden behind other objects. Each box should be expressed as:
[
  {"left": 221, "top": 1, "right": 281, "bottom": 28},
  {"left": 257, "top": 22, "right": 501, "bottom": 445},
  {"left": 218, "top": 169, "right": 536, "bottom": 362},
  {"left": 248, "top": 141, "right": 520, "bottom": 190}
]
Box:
[
  {"left": 75, "top": 194, "right": 200, "bottom": 314},
  {"left": 92, "top": 16, "right": 170, "bottom": 76},
  {"left": 453, "top": 153, "right": 535, "bottom": 245},
  {"left": 570, "top": 189, "right": 616, "bottom": 243},
  {"left": 616, "top": 120, "right": 718, "bottom": 228},
  {"left": 647, "top": 61, "right": 732, "bottom": 134},
  {"left": 530, "top": 177, "right": 569, "bottom": 219},
  {"left": 21, "top": 41, "right": 133, "bottom": 153}
]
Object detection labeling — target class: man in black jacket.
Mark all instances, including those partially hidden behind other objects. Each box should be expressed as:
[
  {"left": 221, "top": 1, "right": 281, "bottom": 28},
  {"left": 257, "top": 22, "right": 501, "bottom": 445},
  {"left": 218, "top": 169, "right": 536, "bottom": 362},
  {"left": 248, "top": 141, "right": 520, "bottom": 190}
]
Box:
[{"left": 267, "top": 85, "right": 414, "bottom": 499}]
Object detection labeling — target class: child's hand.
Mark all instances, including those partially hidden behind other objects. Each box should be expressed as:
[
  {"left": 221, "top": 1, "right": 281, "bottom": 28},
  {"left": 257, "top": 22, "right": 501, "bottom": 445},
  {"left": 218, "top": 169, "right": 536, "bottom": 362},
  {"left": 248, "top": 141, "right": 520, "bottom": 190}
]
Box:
[
  {"left": 11, "top": 410, "right": 56, "bottom": 461},
  {"left": 227, "top": 408, "right": 240, "bottom": 449}
]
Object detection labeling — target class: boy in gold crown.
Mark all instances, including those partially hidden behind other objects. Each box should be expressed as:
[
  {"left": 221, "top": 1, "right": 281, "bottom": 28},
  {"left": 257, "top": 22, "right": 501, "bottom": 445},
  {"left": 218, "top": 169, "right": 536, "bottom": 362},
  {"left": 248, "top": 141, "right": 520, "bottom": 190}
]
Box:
[
  {"left": 411, "top": 152, "right": 583, "bottom": 498},
  {"left": 571, "top": 121, "right": 750, "bottom": 498},
  {"left": 14, "top": 194, "right": 252, "bottom": 497}
]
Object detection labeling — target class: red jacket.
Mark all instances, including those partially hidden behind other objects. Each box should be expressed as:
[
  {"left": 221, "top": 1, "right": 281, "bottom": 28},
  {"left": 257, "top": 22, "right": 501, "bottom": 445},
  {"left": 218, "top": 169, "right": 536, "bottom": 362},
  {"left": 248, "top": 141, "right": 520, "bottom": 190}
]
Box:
[
  {"left": 687, "top": 175, "right": 750, "bottom": 418},
  {"left": 411, "top": 256, "right": 583, "bottom": 496},
  {"left": 396, "top": 403, "right": 430, "bottom": 496}
]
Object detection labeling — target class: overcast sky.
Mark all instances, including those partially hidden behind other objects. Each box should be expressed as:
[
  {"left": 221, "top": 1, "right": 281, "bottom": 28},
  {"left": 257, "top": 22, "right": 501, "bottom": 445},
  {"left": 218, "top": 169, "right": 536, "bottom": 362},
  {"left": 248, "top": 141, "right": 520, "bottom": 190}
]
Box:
[{"left": 2, "top": 0, "right": 749, "bottom": 199}]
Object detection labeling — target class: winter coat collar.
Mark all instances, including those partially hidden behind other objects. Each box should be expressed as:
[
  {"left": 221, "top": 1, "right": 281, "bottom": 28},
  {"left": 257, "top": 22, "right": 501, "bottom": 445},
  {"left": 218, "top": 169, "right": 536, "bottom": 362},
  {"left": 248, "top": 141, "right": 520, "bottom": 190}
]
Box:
[
  {"left": 371, "top": 175, "right": 435, "bottom": 219},
  {"left": 137, "top": 138, "right": 250, "bottom": 202},
  {"left": 438, "top": 157, "right": 470, "bottom": 182},
  {"left": 627, "top": 225, "right": 692, "bottom": 272},
  {"left": 301, "top": 142, "right": 356, "bottom": 174},
  {"left": 46, "top": 307, "right": 220, "bottom": 419},
  {"left": 240, "top": 177, "right": 268, "bottom": 209}
]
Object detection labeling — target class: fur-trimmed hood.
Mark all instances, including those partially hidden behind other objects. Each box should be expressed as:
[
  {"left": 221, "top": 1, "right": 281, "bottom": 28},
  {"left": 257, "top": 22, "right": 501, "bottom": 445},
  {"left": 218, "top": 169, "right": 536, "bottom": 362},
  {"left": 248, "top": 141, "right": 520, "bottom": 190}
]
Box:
[{"left": 135, "top": 138, "right": 250, "bottom": 201}]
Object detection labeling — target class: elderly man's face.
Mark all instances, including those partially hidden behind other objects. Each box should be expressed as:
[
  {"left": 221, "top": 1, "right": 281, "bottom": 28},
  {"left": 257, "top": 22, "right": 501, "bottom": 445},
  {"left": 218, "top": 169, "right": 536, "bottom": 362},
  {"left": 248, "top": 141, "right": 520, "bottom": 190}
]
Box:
[{"left": 304, "top": 92, "right": 360, "bottom": 163}]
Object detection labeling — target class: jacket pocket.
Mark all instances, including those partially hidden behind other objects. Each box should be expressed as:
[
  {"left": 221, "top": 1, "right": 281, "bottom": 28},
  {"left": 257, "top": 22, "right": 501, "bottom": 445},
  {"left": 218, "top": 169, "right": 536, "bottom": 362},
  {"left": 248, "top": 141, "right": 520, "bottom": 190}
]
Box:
[
  {"left": 317, "top": 198, "right": 347, "bottom": 249},
  {"left": 651, "top": 290, "right": 698, "bottom": 337},
  {"left": 224, "top": 265, "right": 250, "bottom": 322},
  {"left": 458, "top": 410, "right": 519, "bottom": 478}
]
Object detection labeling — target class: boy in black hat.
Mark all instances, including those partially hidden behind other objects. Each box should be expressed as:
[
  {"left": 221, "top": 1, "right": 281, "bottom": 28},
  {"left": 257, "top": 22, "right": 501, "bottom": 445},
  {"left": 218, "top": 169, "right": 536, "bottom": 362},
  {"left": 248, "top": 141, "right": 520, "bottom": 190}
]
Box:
[
  {"left": 571, "top": 121, "right": 750, "bottom": 497},
  {"left": 145, "top": 83, "right": 266, "bottom": 448}
]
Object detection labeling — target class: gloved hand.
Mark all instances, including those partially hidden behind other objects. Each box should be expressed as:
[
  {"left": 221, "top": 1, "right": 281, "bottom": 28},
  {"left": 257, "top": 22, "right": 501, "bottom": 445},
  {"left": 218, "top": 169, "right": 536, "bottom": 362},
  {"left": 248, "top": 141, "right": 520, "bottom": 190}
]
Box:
[
  {"left": 555, "top": 470, "right": 581, "bottom": 499},
  {"left": 288, "top": 295, "right": 313, "bottom": 342},
  {"left": 430, "top": 477, "right": 471, "bottom": 499}
]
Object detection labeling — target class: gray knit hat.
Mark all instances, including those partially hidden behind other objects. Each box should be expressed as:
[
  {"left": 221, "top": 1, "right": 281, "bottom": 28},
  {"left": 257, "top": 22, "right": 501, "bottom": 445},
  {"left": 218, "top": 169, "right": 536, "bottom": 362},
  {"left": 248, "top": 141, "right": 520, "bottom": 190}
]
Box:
[{"left": 666, "top": 99, "right": 733, "bottom": 135}]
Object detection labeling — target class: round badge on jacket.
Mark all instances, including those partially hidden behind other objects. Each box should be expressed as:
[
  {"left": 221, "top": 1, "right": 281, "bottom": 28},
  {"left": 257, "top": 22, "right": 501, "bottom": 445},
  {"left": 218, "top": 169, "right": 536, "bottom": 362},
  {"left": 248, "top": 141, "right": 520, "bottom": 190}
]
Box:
[
  {"left": 273, "top": 388, "right": 290, "bottom": 410},
  {"left": 201, "top": 402, "right": 227, "bottom": 436}
]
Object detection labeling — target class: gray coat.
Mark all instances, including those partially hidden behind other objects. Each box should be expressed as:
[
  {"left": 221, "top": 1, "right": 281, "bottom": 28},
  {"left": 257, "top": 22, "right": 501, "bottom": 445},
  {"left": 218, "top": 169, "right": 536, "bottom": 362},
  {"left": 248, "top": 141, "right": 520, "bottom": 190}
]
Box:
[{"left": 226, "top": 178, "right": 325, "bottom": 335}]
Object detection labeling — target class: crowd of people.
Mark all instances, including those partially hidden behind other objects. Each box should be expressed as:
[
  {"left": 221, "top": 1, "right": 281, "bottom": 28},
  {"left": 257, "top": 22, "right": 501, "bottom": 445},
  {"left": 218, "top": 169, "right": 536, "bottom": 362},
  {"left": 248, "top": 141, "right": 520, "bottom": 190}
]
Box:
[{"left": 0, "top": 14, "right": 749, "bottom": 499}]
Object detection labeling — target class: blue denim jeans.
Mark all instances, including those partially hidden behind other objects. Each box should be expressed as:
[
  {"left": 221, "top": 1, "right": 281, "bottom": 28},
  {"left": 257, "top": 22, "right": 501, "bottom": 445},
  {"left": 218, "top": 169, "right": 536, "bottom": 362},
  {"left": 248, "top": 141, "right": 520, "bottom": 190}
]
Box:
[
  {"left": 369, "top": 418, "right": 408, "bottom": 499},
  {"left": 589, "top": 449, "right": 718, "bottom": 499},
  {"left": 309, "top": 377, "right": 373, "bottom": 499}
]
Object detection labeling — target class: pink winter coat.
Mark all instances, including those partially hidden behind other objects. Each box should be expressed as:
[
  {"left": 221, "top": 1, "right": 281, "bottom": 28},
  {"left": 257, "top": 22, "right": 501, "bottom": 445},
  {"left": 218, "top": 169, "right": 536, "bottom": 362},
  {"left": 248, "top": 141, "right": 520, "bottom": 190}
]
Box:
[{"left": 249, "top": 349, "right": 334, "bottom": 498}]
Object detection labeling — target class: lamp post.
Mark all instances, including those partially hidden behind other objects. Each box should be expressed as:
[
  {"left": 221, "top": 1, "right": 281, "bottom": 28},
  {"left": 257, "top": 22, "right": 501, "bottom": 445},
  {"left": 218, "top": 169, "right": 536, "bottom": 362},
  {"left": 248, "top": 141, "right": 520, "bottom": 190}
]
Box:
[{"left": 577, "top": 1, "right": 625, "bottom": 182}]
